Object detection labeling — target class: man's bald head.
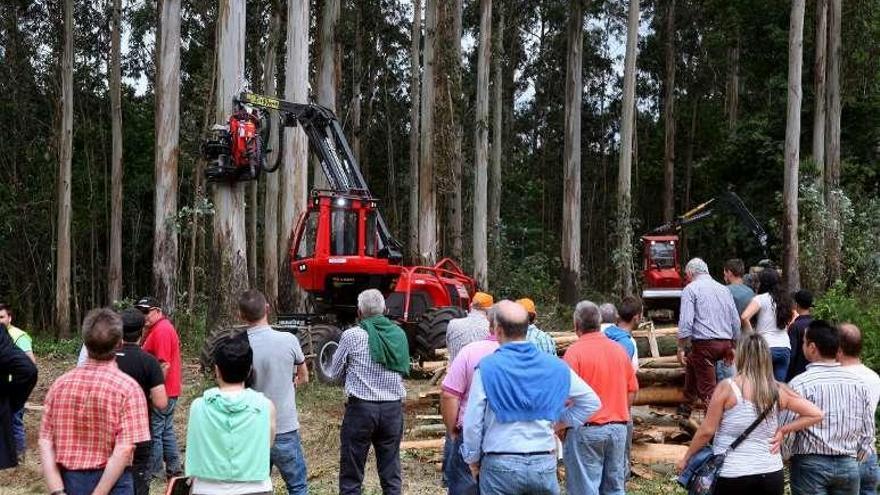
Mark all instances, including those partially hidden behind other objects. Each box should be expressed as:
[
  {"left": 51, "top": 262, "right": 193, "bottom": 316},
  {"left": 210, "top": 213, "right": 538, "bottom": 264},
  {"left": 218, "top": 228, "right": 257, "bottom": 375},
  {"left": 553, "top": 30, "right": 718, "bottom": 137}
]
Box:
[
  {"left": 492, "top": 300, "right": 530, "bottom": 340},
  {"left": 839, "top": 323, "right": 863, "bottom": 358}
]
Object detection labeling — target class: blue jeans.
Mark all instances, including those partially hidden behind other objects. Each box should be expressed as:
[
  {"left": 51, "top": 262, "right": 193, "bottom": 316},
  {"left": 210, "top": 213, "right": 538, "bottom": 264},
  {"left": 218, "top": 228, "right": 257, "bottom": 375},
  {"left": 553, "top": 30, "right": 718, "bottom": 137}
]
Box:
[
  {"left": 563, "top": 423, "right": 627, "bottom": 495},
  {"left": 150, "top": 397, "right": 181, "bottom": 477},
  {"left": 12, "top": 407, "right": 25, "bottom": 454},
  {"left": 791, "top": 454, "right": 860, "bottom": 495},
  {"left": 861, "top": 452, "right": 879, "bottom": 495},
  {"left": 770, "top": 348, "right": 791, "bottom": 382},
  {"left": 479, "top": 453, "right": 558, "bottom": 495},
  {"left": 443, "top": 433, "right": 478, "bottom": 495},
  {"left": 61, "top": 468, "right": 133, "bottom": 495},
  {"left": 271, "top": 430, "right": 308, "bottom": 495}
]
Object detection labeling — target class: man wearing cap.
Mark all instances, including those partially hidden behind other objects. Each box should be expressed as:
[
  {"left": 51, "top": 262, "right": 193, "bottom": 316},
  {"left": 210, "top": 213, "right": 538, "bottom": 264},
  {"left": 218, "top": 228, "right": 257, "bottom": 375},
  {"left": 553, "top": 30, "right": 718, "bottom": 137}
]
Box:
[
  {"left": 516, "top": 298, "right": 556, "bottom": 355},
  {"left": 114, "top": 308, "right": 168, "bottom": 495},
  {"left": 445, "top": 292, "right": 492, "bottom": 362},
  {"left": 135, "top": 296, "right": 183, "bottom": 480}
]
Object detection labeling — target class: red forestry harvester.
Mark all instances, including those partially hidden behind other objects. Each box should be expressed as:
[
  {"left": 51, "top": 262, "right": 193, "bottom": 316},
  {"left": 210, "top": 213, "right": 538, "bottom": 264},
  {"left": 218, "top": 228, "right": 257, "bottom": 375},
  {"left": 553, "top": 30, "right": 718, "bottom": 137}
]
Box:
[
  {"left": 202, "top": 93, "right": 476, "bottom": 381},
  {"left": 641, "top": 192, "right": 769, "bottom": 321}
]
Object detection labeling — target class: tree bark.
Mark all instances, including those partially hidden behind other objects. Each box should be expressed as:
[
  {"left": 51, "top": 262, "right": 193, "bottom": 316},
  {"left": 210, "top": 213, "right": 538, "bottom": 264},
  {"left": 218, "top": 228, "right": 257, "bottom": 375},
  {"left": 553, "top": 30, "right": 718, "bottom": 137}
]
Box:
[
  {"left": 560, "top": 0, "right": 583, "bottom": 305},
  {"left": 278, "top": 0, "right": 310, "bottom": 313},
  {"left": 262, "top": 4, "right": 282, "bottom": 308},
  {"left": 56, "top": 0, "right": 74, "bottom": 337},
  {"left": 617, "top": 0, "right": 639, "bottom": 297},
  {"left": 727, "top": 34, "right": 740, "bottom": 131},
  {"left": 662, "top": 0, "right": 676, "bottom": 224},
  {"left": 352, "top": 11, "right": 363, "bottom": 164},
  {"left": 824, "top": 0, "right": 842, "bottom": 286},
  {"left": 472, "top": 0, "right": 492, "bottom": 288},
  {"left": 489, "top": 2, "right": 504, "bottom": 260},
  {"left": 154, "top": 0, "right": 181, "bottom": 314},
  {"left": 812, "top": 0, "right": 827, "bottom": 181},
  {"left": 408, "top": 0, "right": 422, "bottom": 263},
  {"left": 108, "top": 0, "right": 123, "bottom": 304},
  {"left": 209, "top": 0, "right": 249, "bottom": 331},
  {"left": 682, "top": 98, "right": 698, "bottom": 262},
  {"left": 315, "top": 0, "right": 339, "bottom": 190},
  {"left": 418, "top": 0, "right": 438, "bottom": 265},
  {"left": 783, "top": 0, "right": 805, "bottom": 292},
  {"left": 449, "top": 0, "right": 463, "bottom": 260}
]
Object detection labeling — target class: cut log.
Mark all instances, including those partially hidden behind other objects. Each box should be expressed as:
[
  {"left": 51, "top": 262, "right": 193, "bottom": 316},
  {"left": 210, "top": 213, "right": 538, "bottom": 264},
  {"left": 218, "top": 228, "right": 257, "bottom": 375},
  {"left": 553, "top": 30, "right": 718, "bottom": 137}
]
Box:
[
  {"left": 401, "top": 438, "right": 445, "bottom": 451},
  {"left": 435, "top": 348, "right": 449, "bottom": 359},
  {"left": 639, "top": 355, "right": 680, "bottom": 368},
  {"left": 421, "top": 361, "right": 447, "bottom": 373},
  {"left": 632, "top": 386, "right": 686, "bottom": 406},
  {"left": 412, "top": 424, "right": 448, "bottom": 437},
  {"left": 637, "top": 367, "right": 685, "bottom": 386},
  {"left": 631, "top": 443, "right": 688, "bottom": 465},
  {"left": 632, "top": 326, "right": 678, "bottom": 339}
]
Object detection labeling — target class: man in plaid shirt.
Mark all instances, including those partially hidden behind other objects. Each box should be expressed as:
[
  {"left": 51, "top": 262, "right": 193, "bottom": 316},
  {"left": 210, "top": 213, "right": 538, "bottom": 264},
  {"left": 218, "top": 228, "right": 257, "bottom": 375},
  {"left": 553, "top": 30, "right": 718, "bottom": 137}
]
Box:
[{"left": 39, "top": 308, "right": 150, "bottom": 495}]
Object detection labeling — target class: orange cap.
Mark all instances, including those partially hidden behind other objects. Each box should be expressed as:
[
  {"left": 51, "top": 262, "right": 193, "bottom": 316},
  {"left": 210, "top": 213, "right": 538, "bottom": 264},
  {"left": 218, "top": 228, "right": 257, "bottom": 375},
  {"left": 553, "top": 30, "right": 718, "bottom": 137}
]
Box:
[
  {"left": 516, "top": 298, "right": 537, "bottom": 316},
  {"left": 472, "top": 292, "right": 494, "bottom": 309}
]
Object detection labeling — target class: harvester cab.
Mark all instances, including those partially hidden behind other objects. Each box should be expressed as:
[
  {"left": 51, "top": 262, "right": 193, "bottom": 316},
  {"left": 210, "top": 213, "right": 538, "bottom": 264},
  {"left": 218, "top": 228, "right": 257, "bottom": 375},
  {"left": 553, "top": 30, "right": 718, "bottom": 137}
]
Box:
[{"left": 641, "top": 192, "right": 769, "bottom": 321}]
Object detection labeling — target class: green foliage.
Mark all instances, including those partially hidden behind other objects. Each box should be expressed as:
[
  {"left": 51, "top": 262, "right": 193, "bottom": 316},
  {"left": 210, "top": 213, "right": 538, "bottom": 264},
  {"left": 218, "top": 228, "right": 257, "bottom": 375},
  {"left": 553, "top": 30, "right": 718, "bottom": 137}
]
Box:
[
  {"left": 31, "top": 335, "right": 82, "bottom": 360},
  {"left": 813, "top": 284, "right": 880, "bottom": 371}
]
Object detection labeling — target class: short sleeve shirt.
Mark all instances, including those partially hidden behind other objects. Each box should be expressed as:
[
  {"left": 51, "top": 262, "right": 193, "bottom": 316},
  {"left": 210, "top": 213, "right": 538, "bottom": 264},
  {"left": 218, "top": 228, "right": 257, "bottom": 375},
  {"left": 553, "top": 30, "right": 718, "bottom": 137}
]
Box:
[
  {"left": 7, "top": 326, "right": 32, "bottom": 353},
  {"left": 563, "top": 332, "right": 639, "bottom": 423},
  {"left": 441, "top": 337, "right": 500, "bottom": 426},
  {"left": 39, "top": 360, "right": 150, "bottom": 470},
  {"left": 727, "top": 283, "right": 755, "bottom": 316},
  {"left": 142, "top": 318, "right": 182, "bottom": 397},
  {"left": 115, "top": 343, "right": 165, "bottom": 406},
  {"left": 247, "top": 325, "right": 305, "bottom": 434}
]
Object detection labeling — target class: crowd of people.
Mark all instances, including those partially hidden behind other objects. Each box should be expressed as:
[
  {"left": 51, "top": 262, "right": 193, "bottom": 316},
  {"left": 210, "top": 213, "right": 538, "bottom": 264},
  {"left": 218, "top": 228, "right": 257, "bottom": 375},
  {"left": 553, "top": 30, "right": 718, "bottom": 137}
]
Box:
[{"left": 0, "top": 254, "right": 877, "bottom": 495}]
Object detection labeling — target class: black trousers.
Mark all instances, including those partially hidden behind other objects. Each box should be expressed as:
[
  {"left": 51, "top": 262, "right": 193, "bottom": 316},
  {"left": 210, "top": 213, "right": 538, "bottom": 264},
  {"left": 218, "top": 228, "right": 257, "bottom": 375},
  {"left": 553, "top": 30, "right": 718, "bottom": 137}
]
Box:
[
  {"left": 715, "top": 469, "right": 785, "bottom": 495},
  {"left": 339, "top": 398, "right": 403, "bottom": 495},
  {"left": 132, "top": 440, "right": 152, "bottom": 495}
]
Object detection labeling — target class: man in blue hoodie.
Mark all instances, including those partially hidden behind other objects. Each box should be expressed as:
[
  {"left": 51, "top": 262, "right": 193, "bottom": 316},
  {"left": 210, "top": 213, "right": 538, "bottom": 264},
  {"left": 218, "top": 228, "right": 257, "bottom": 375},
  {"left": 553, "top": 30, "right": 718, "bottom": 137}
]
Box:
[{"left": 461, "top": 300, "right": 601, "bottom": 494}]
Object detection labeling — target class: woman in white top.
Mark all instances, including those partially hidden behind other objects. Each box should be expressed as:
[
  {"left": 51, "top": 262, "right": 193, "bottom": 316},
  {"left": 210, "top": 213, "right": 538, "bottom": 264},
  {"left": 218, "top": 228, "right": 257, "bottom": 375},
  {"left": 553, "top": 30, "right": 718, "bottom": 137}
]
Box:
[
  {"left": 678, "top": 334, "right": 822, "bottom": 495},
  {"left": 741, "top": 269, "right": 794, "bottom": 381}
]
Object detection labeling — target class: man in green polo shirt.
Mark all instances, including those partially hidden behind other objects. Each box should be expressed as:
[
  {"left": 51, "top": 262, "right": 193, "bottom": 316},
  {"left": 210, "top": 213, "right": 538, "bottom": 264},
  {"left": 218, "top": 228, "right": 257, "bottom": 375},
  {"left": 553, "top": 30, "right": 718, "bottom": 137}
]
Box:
[{"left": 1, "top": 302, "right": 35, "bottom": 458}]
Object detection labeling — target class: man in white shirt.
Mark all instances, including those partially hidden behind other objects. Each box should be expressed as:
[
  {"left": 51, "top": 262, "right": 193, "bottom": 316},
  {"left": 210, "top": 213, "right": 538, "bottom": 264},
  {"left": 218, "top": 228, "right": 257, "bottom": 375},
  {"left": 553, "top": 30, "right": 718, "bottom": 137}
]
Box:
[{"left": 839, "top": 323, "right": 880, "bottom": 495}]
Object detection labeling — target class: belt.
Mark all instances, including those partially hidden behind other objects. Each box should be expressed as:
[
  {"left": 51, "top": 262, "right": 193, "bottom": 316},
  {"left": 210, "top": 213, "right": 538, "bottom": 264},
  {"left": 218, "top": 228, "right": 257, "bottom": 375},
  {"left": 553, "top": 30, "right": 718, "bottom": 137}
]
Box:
[
  {"left": 347, "top": 396, "right": 402, "bottom": 404},
  {"left": 484, "top": 451, "right": 554, "bottom": 456},
  {"left": 585, "top": 421, "right": 628, "bottom": 426}
]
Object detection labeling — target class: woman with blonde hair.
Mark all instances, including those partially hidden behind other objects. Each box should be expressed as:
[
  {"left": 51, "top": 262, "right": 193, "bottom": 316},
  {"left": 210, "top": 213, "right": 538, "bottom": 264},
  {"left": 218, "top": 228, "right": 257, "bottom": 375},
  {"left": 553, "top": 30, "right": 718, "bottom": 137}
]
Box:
[{"left": 677, "top": 334, "right": 823, "bottom": 494}]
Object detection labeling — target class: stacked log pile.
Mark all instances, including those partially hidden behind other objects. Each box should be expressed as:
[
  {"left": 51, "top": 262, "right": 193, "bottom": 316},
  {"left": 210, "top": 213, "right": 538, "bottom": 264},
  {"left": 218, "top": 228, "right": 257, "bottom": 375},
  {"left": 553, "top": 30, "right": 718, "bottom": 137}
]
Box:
[{"left": 403, "top": 323, "right": 692, "bottom": 473}]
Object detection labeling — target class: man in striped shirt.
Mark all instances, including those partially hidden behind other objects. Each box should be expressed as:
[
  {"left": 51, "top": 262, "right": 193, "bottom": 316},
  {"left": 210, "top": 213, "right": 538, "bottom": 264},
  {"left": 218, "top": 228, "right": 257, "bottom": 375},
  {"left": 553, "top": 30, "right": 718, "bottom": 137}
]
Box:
[{"left": 781, "top": 320, "right": 875, "bottom": 495}]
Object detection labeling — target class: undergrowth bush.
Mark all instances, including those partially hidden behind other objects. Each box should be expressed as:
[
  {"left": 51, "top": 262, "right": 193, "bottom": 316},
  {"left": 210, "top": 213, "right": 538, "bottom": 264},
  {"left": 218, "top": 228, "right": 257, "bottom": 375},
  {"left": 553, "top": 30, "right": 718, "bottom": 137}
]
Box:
[{"left": 813, "top": 283, "right": 880, "bottom": 371}]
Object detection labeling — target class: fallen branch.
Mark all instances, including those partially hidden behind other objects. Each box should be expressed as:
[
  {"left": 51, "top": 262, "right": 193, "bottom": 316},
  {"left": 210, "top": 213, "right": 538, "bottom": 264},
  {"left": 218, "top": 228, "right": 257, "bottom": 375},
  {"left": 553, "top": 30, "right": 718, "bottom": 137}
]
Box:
[{"left": 400, "top": 438, "right": 445, "bottom": 451}]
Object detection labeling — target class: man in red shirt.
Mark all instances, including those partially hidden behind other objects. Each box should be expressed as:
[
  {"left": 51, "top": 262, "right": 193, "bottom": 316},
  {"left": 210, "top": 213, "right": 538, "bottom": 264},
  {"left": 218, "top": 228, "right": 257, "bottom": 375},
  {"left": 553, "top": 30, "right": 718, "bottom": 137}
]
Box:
[
  {"left": 135, "top": 296, "right": 182, "bottom": 480},
  {"left": 40, "top": 308, "right": 150, "bottom": 495},
  {"left": 562, "top": 300, "right": 639, "bottom": 495}
]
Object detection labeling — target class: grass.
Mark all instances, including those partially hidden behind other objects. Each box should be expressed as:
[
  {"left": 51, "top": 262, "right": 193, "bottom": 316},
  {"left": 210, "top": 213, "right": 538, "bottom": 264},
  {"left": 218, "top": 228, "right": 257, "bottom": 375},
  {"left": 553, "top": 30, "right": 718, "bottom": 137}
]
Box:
[{"left": 0, "top": 348, "right": 685, "bottom": 494}]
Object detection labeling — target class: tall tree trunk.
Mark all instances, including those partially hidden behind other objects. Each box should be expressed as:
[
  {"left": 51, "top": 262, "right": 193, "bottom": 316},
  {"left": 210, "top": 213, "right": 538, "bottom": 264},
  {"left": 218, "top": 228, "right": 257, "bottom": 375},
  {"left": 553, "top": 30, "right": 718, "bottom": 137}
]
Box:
[
  {"left": 408, "top": 0, "right": 422, "bottom": 263},
  {"left": 489, "top": 1, "right": 504, "bottom": 259},
  {"left": 472, "top": 0, "right": 492, "bottom": 288},
  {"left": 418, "top": 0, "right": 438, "bottom": 265},
  {"left": 783, "top": 0, "right": 805, "bottom": 292},
  {"left": 315, "top": 0, "right": 339, "bottom": 190},
  {"left": 727, "top": 34, "right": 740, "bottom": 130},
  {"left": 560, "top": 0, "right": 583, "bottom": 304},
  {"left": 154, "top": 0, "right": 180, "bottom": 314},
  {"left": 278, "top": 0, "right": 310, "bottom": 313},
  {"left": 209, "top": 0, "right": 248, "bottom": 331},
  {"left": 56, "top": 0, "right": 74, "bottom": 337},
  {"left": 352, "top": 12, "right": 363, "bottom": 164},
  {"left": 108, "top": 0, "right": 123, "bottom": 304},
  {"left": 262, "top": 4, "right": 282, "bottom": 308},
  {"left": 617, "top": 0, "right": 639, "bottom": 297},
  {"left": 824, "top": 0, "right": 842, "bottom": 286},
  {"left": 812, "top": 0, "right": 827, "bottom": 182},
  {"left": 662, "top": 0, "right": 676, "bottom": 223},
  {"left": 449, "top": 0, "right": 463, "bottom": 260}
]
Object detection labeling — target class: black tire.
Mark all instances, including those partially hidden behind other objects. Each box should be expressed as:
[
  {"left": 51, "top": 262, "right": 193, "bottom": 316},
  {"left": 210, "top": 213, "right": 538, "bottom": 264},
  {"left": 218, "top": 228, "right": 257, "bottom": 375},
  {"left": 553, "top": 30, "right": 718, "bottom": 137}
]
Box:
[
  {"left": 304, "top": 324, "right": 343, "bottom": 384},
  {"left": 414, "top": 306, "right": 467, "bottom": 360},
  {"left": 200, "top": 325, "right": 249, "bottom": 372}
]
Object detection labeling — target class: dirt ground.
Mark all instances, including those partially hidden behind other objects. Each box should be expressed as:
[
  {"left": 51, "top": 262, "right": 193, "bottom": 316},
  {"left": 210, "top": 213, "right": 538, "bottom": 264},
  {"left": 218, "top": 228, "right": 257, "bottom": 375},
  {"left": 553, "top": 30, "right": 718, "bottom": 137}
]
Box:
[{"left": 0, "top": 352, "right": 682, "bottom": 495}]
